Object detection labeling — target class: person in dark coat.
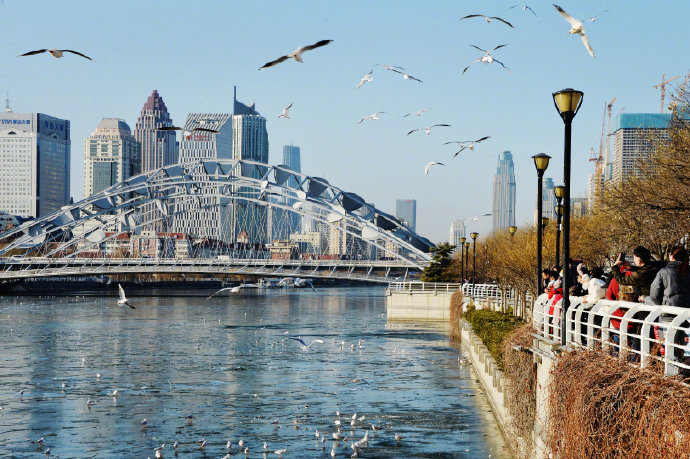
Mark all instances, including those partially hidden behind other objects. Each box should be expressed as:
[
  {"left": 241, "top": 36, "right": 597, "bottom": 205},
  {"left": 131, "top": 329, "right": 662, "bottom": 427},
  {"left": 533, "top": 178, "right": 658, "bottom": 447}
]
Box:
[
  {"left": 644, "top": 246, "right": 690, "bottom": 307},
  {"left": 612, "top": 246, "right": 661, "bottom": 298}
]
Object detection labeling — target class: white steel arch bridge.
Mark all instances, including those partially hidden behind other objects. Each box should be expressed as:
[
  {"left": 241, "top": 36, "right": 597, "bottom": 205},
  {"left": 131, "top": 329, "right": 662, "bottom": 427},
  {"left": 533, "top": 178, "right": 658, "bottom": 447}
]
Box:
[{"left": 0, "top": 159, "right": 434, "bottom": 284}]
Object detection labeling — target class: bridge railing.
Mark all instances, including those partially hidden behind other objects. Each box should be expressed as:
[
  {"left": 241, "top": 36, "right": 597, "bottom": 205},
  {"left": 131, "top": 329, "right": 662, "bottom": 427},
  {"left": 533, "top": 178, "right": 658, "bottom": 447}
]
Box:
[{"left": 533, "top": 295, "right": 690, "bottom": 376}]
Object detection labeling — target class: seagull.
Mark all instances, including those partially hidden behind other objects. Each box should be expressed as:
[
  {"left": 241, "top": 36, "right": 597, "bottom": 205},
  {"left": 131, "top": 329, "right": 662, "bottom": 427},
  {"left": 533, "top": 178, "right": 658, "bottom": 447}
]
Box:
[
  {"left": 425, "top": 161, "right": 445, "bottom": 176},
  {"left": 443, "top": 136, "right": 491, "bottom": 156},
  {"left": 293, "top": 278, "right": 317, "bottom": 292},
  {"left": 553, "top": 4, "right": 595, "bottom": 58},
  {"left": 509, "top": 5, "right": 537, "bottom": 16},
  {"left": 288, "top": 336, "right": 324, "bottom": 351},
  {"left": 158, "top": 126, "right": 220, "bottom": 140},
  {"left": 584, "top": 10, "right": 608, "bottom": 22},
  {"left": 274, "top": 449, "right": 287, "bottom": 456},
  {"left": 109, "top": 390, "right": 119, "bottom": 398},
  {"left": 375, "top": 64, "right": 405, "bottom": 71},
  {"left": 404, "top": 108, "right": 431, "bottom": 118},
  {"left": 460, "top": 14, "right": 514, "bottom": 28},
  {"left": 390, "top": 68, "right": 423, "bottom": 82},
  {"left": 259, "top": 39, "right": 333, "bottom": 70},
  {"left": 407, "top": 124, "right": 451, "bottom": 136},
  {"left": 395, "top": 433, "right": 403, "bottom": 442},
  {"left": 463, "top": 44, "right": 510, "bottom": 74},
  {"left": 207, "top": 284, "right": 248, "bottom": 299},
  {"left": 357, "top": 70, "right": 374, "bottom": 89},
  {"left": 20, "top": 48, "right": 93, "bottom": 60},
  {"left": 117, "top": 284, "right": 135, "bottom": 309},
  {"left": 197, "top": 438, "right": 207, "bottom": 449},
  {"left": 278, "top": 103, "right": 293, "bottom": 119},
  {"left": 44, "top": 449, "right": 50, "bottom": 456},
  {"left": 141, "top": 418, "right": 148, "bottom": 428},
  {"left": 356, "top": 112, "right": 385, "bottom": 124},
  {"left": 342, "top": 378, "right": 371, "bottom": 385}
]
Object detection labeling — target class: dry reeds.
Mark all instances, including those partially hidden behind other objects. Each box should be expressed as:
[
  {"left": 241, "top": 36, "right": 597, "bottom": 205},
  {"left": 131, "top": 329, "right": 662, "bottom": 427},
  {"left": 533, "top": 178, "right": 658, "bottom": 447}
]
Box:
[
  {"left": 547, "top": 349, "right": 690, "bottom": 458},
  {"left": 449, "top": 290, "right": 463, "bottom": 341}
]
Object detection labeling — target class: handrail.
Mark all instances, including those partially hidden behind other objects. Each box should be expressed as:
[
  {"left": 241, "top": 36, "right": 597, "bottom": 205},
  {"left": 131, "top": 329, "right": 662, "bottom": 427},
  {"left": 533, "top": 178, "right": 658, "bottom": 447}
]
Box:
[
  {"left": 387, "top": 281, "right": 461, "bottom": 293},
  {"left": 533, "top": 295, "right": 690, "bottom": 376}
]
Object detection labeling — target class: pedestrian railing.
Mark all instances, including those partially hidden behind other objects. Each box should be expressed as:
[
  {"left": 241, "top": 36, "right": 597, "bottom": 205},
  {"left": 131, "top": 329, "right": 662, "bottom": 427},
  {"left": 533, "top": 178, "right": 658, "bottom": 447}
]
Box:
[
  {"left": 533, "top": 294, "right": 690, "bottom": 376},
  {"left": 387, "top": 282, "right": 462, "bottom": 293}
]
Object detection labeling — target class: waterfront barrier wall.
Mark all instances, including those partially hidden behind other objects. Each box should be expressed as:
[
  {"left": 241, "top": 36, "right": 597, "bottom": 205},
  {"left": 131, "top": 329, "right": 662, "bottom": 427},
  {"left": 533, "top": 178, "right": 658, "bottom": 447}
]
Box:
[{"left": 385, "top": 282, "right": 461, "bottom": 321}]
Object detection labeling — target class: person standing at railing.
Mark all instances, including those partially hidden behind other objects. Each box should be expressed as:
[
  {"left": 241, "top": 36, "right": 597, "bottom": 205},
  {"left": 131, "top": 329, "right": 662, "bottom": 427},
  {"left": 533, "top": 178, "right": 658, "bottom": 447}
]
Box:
[
  {"left": 643, "top": 246, "right": 690, "bottom": 307},
  {"left": 612, "top": 246, "right": 661, "bottom": 299},
  {"left": 577, "top": 264, "right": 606, "bottom": 304}
]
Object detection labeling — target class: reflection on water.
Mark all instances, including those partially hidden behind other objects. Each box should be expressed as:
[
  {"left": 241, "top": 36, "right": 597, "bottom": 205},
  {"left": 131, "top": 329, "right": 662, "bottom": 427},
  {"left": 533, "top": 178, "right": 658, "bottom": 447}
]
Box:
[{"left": 0, "top": 287, "right": 508, "bottom": 457}]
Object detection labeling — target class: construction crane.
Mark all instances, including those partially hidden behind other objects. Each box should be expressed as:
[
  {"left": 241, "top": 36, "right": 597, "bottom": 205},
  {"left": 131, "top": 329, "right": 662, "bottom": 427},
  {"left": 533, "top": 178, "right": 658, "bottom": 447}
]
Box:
[
  {"left": 604, "top": 97, "right": 615, "bottom": 176},
  {"left": 668, "top": 73, "right": 689, "bottom": 113},
  {"left": 653, "top": 74, "right": 680, "bottom": 113}
]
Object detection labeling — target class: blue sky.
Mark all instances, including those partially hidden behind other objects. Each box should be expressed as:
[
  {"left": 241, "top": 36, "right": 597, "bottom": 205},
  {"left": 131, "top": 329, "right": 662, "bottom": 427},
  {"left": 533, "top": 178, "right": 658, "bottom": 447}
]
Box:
[{"left": 2, "top": 0, "right": 688, "bottom": 242}]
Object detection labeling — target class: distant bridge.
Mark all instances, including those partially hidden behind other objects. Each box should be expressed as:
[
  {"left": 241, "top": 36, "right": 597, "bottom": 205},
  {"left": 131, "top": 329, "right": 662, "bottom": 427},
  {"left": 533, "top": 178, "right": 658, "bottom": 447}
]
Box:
[{"left": 0, "top": 159, "right": 433, "bottom": 283}]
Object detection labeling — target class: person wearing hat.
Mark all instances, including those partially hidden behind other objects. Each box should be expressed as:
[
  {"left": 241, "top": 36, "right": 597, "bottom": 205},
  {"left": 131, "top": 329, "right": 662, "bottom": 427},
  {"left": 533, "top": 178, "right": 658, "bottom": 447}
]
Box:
[{"left": 612, "top": 246, "right": 661, "bottom": 298}]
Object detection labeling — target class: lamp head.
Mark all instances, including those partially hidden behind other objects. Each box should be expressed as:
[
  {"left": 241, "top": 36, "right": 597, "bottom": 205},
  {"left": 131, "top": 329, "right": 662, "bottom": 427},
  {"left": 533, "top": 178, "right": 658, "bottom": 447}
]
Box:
[
  {"left": 509, "top": 225, "right": 517, "bottom": 236},
  {"left": 554, "top": 185, "right": 566, "bottom": 201},
  {"left": 464, "top": 242, "right": 470, "bottom": 248},
  {"left": 552, "top": 88, "right": 584, "bottom": 123},
  {"left": 532, "top": 153, "right": 551, "bottom": 174},
  {"left": 459, "top": 237, "right": 466, "bottom": 244},
  {"left": 470, "top": 232, "right": 479, "bottom": 241}
]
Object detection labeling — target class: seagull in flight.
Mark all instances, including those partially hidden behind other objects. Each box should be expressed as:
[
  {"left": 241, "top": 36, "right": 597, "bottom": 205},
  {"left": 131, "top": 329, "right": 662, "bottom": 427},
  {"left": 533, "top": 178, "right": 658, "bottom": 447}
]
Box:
[
  {"left": 584, "top": 10, "right": 608, "bottom": 22},
  {"left": 118, "top": 284, "right": 135, "bottom": 309},
  {"left": 293, "top": 278, "right": 317, "bottom": 292},
  {"left": 509, "top": 5, "right": 537, "bottom": 16},
  {"left": 278, "top": 103, "right": 293, "bottom": 119},
  {"left": 390, "top": 68, "right": 422, "bottom": 82},
  {"left": 288, "top": 336, "right": 324, "bottom": 351},
  {"left": 553, "top": 4, "right": 595, "bottom": 58},
  {"left": 425, "top": 161, "right": 445, "bottom": 176},
  {"left": 356, "top": 112, "right": 385, "bottom": 124},
  {"left": 463, "top": 44, "right": 510, "bottom": 75},
  {"left": 357, "top": 70, "right": 374, "bottom": 89},
  {"left": 407, "top": 124, "right": 451, "bottom": 136},
  {"left": 259, "top": 39, "right": 333, "bottom": 70},
  {"left": 158, "top": 126, "right": 220, "bottom": 140},
  {"left": 207, "top": 284, "right": 249, "bottom": 299},
  {"left": 20, "top": 48, "right": 93, "bottom": 60},
  {"left": 375, "top": 64, "right": 405, "bottom": 71},
  {"left": 460, "top": 14, "right": 514, "bottom": 28},
  {"left": 443, "top": 136, "right": 491, "bottom": 156},
  {"left": 404, "top": 108, "right": 431, "bottom": 118},
  {"left": 343, "top": 378, "right": 371, "bottom": 385}
]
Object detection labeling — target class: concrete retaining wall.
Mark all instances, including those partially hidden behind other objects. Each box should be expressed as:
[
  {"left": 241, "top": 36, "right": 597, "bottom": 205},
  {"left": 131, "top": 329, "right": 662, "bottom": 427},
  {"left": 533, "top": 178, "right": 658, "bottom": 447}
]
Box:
[{"left": 385, "top": 289, "right": 454, "bottom": 321}]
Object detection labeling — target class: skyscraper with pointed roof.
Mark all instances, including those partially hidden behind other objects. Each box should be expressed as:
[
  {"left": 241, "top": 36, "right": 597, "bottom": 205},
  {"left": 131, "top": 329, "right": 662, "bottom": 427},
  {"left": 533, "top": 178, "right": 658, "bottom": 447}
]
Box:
[
  {"left": 133, "top": 90, "right": 178, "bottom": 173},
  {"left": 492, "top": 151, "right": 516, "bottom": 232}
]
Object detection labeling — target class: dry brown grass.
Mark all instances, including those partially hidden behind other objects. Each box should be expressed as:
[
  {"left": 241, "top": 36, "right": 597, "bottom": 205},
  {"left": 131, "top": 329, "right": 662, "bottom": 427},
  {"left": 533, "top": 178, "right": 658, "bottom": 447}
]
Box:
[
  {"left": 547, "top": 349, "right": 690, "bottom": 458},
  {"left": 449, "top": 290, "right": 463, "bottom": 341}
]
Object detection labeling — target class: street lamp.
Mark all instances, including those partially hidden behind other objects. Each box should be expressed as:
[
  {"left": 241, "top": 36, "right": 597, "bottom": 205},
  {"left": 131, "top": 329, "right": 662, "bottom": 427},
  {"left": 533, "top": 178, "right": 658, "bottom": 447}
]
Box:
[
  {"left": 554, "top": 203, "right": 564, "bottom": 270},
  {"left": 463, "top": 242, "right": 470, "bottom": 282},
  {"left": 553, "top": 88, "right": 584, "bottom": 345},
  {"left": 470, "top": 232, "right": 479, "bottom": 290},
  {"left": 533, "top": 153, "right": 551, "bottom": 298},
  {"left": 509, "top": 225, "right": 517, "bottom": 238},
  {"left": 459, "top": 237, "right": 466, "bottom": 283}
]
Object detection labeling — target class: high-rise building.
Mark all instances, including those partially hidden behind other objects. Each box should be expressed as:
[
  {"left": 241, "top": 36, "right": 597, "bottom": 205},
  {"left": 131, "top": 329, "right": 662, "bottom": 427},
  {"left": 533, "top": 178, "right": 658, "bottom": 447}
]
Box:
[
  {"left": 133, "top": 90, "right": 178, "bottom": 173},
  {"left": 83, "top": 118, "right": 140, "bottom": 199},
  {"left": 492, "top": 151, "right": 516, "bottom": 232},
  {"left": 395, "top": 199, "right": 416, "bottom": 232},
  {"left": 172, "top": 113, "right": 233, "bottom": 240},
  {"left": 611, "top": 113, "right": 672, "bottom": 184},
  {"left": 271, "top": 145, "right": 302, "bottom": 241},
  {"left": 449, "top": 219, "right": 466, "bottom": 253},
  {"left": 534, "top": 177, "right": 556, "bottom": 224},
  {"left": 0, "top": 110, "right": 70, "bottom": 218},
  {"left": 283, "top": 145, "right": 301, "bottom": 174}
]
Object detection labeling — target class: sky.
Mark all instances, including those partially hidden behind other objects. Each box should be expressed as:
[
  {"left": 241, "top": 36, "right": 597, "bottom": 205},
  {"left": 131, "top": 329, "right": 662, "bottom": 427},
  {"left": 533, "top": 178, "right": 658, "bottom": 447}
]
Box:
[{"left": 1, "top": 0, "right": 688, "bottom": 243}]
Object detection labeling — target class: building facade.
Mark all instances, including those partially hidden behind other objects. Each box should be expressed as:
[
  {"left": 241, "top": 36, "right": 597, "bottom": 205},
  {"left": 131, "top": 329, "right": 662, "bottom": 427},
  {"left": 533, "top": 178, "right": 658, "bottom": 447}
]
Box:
[
  {"left": 534, "top": 177, "right": 557, "bottom": 224},
  {"left": 0, "top": 111, "right": 70, "bottom": 218},
  {"left": 133, "top": 90, "right": 178, "bottom": 173},
  {"left": 83, "top": 118, "right": 140, "bottom": 198},
  {"left": 492, "top": 151, "right": 516, "bottom": 232},
  {"left": 395, "top": 199, "right": 417, "bottom": 233},
  {"left": 271, "top": 145, "right": 302, "bottom": 241},
  {"left": 449, "top": 219, "right": 466, "bottom": 254},
  {"left": 611, "top": 113, "right": 672, "bottom": 184}
]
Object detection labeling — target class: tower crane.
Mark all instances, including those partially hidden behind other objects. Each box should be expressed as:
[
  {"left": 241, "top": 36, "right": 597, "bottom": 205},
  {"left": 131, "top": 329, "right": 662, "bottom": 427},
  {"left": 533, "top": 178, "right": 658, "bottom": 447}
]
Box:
[
  {"left": 654, "top": 74, "right": 680, "bottom": 113},
  {"left": 668, "top": 73, "right": 689, "bottom": 113}
]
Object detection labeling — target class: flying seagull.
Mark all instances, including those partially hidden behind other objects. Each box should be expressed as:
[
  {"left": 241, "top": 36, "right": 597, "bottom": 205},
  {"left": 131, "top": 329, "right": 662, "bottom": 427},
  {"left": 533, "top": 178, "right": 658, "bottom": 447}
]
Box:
[
  {"left": 584, "top": 10, "right": 608, "bottom": 22},
  {"left": 207, "top": 284, "right": 249, "bottom": 299},
  {"left": 443, "top": 136, "right": 491, "bottom": 156},
  {"left": 553, "top": 4, "right": 595, "bottom": 58},
  {"left": 259, "top": 39, "right": 333, "bottom": 70},
  {"left": 288, "top": 336, "right": 324, "bottom": 351},
  {"left": 118, "top": 284, "right": 135, "bottom": 309},
  {"left": 463, "top": 44, "right": 510, "bottom": 75},
  {"left": 509, "top": 5, "right": 537, "bottom": 16},
  {"left": 375, "top": 64, "right": 405, "bottom": 71},
  {"left": 342, "top": 378, "right": 371, "bottom": 385},
  {"left": 460, "top": 14, "right": 514, "bottom": 28},
  {"left": 407, "top": 124, "right": 451, "bottom": 136},
  {"left": 158, "top": 126, "right": 220, "bottom": 140},
  {"left": 390, "top": 68, "right": 423, "bottom": 82},
  {"left": 20, "top": 49, "right": 93, "bottom": 60},
  {"left": 356, "top": 112, "right": 385, "bottom": 124},
  {"left": 404, "top": 108, "right": 431, "bottom": 117},
  {"left": 424, "top": 161, "right": 445, "bottom": 175},
  {"left": 357, "top": 70, "right": 374, "bottom": 89},
  {"left": 278, "top": 103, "right": 293, "bottom": 119},
  {"left": 294, "top": 278, "right": 316, "bottom": 292}
]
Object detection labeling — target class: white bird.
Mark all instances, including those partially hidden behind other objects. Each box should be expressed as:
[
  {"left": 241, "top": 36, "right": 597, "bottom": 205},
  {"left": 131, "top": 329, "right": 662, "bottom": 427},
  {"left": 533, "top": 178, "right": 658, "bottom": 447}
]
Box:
[
  {"left": 109, "top": 390, "right": 119, "bottom": 398},
  {"left": 342, "top": 378, "right": 371, "bottom": 386},
  {"left": 460, "top": 14, "right": 514, "bottom": 28},
  {"left": 226, "top": 440, "right": 232, "bottom": 451},
  {"left": 463, "top": 44, "right": 510, "bottom": 75},
  {"left": 20, "top": 48, "right": 93, "bottom": 60},
  {"left": 288, "top": 336, "right": 324, "bottom": 350},
  {"left": 584, "top": 10, "right": 608, "bottom": 22},
  {"left": 443, "top": 136, "right": 491, "bottom": 157},
  {"left": 407, "top": 124, "right": 451, "bottom": 136},
  {"left": 395, "top": 433, "right": 403, "bottom": 442},
  {"left": 356, "top": 112, "right": 385, "bottom": 124},
  {"left": 294, "top": 278, "right": 317, "bottom": 292},
  {"left": 274, "top": 449, "right": 287, "bottom": 456},
  {"left": 260, "top": 39, "right": 333, "bottom": 69},
  {"left": 553, "top": 4, "right": 595, "bottom": 58},
  {"left": 509, "top": 4, "right": 537, "bottom": 16},
  {"left": 141, "top": 418, "right": 148, "bottom": 427},
  {"left": 390, "top": 68, "right": 422, "bottom": 82},
  {"left": 357, "top": 70, "right": 374, "bottom": 89},
  {"left": 375, "top": 64, "right": 405, "bottom": 71},
  {"left": 425, "top": 161, "right": 445, "bottom": 176},
  {"left": 86, "top": 398, "right": 93, "bottom": 407},
  {"left": 207, "top": 284, "right": 249, "bottom": 299},
  {"left": 197, "top": 438, "right": 207, "bottom": 449},
  {"left": 278, "top": 103, "right": 293, "bottom": 119},
  {"left": 118, "top": 284, "right": 135, "bottom": 309},
  {"left": 238, "top": 439, "right": 245, "bottom": 447},
  {"left": 158, "top": 126, "right": 220, "bottom": 140},
  {"left": 404, "top": 108, "right": 431, "bottom": 118}
]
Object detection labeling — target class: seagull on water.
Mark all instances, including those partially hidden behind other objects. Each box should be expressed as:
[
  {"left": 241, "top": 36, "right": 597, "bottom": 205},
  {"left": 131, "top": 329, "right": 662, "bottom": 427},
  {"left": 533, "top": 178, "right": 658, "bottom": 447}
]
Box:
[
  {"left": 460, "top": 14, "right": 514, "bottom": 28},
  {"left": 274, "top": 449, "right": 287, "bottom": 456},
  {"left": 259, "top": 39, "right": 333, "bottom": 70},
  {"left": 404, "top": 108, "right": 431, "bottom": 118},
  {"left": 288, "top": 336, "right": 324, "bottom": 351},
  {"left": 117, "top": 284, "right": 135, "bottom": 309},
  {"left": 197, "top": 438, "right": 207, "bottom": 449},
  {"left": 342, "top": 378, "right": 371, "bottom": 385},
  {"left": 158, "top": 126, "right": 220, "bottom": 140},
  {"left": 509, "top": 5, "right": 537, "bottom": 16},
  {"left": 21, "top": 48, "right": 92, "bottom": 60},
  {"left": 443, "top": 136, "right": 491, "bottom": 157},
  {"left": 425, "top": 161, "right": 445, "bottom": 176},
  {"left": 357, "top": 70, "right": 374, "bottom": 89},
  {"left": 207, "top": 284, "right": 250, "bottom": 299},
  {"left": 141, "top": 418, "right": 148, "bottom": 428},
  {"left": 278, "top": 103, "right": 293, "bottom": 119},
  {"left": 356, "top": 112, "right": 385, "bottom": 124},
  {"left": 407, "top": 124, "right": 451, "bottom": 136},
  {"left": 553, "top": 4, "right": 595, "bottom": 58},
  {"left": 395, "top": 433, "right": 403, "bottom": 442},
  {"left": 390, "top": 68, "right": 422, "bottom": 82},
  {"left": 463, "top": 44, "right": 510, "bottom": 75}
]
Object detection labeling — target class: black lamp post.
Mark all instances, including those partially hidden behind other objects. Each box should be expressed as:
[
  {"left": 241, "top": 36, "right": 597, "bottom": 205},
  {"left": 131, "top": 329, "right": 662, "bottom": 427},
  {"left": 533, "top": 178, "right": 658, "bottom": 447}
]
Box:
[
  {"left": 459, "top": 236, "right": 466, "bottom": 282},
  {"left": 470, "top": 232, "right": 479, "bottom": 290},
  {"left": 509, "top": 225, "right": 517, "bottom": 238},
  {"left": 554, "top": 185, "right": 565, "bottom": 271},
  {"left": 553, "top": 88, "right": 584, "bottom": 345},
  {"left": 533, "top": 153, "right": 551, "bottom": 297},
  {"left": 463, "top": 241, "right": 470, "bottom": 282}
]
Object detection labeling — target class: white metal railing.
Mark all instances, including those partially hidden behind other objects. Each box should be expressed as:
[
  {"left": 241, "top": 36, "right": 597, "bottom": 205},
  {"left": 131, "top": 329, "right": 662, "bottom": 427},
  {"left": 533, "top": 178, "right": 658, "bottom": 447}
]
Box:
[
  {"left": 387, "top": 281, "right": 461, "bottom": 293},
  {"left": 533, "top": 294, "right": 690, "bottom": 376}
]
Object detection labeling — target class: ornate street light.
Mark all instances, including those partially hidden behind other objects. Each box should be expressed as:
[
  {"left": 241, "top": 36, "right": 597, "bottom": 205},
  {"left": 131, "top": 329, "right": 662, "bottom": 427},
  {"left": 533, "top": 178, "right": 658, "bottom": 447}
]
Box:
[
  {"left": 464, "top": 241, "right": 470, "bottom": 282},
  {"left": 459, "top": 236, "right": 466, "bottom": 283},
  {"left": 554, "top": 203, "right": 564, "bottom": 270},
  {"left": 509, "top": 225, "right": 517, "bottom": 237},
  {"left": 533, "top": 153, "right": 551, "bottom": 298},
  {"left": 553, "top": 88, "right": 584, "bottom": 345},
  {"left": 470, "top": 232, "right": 479, "bottom": 290}
]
